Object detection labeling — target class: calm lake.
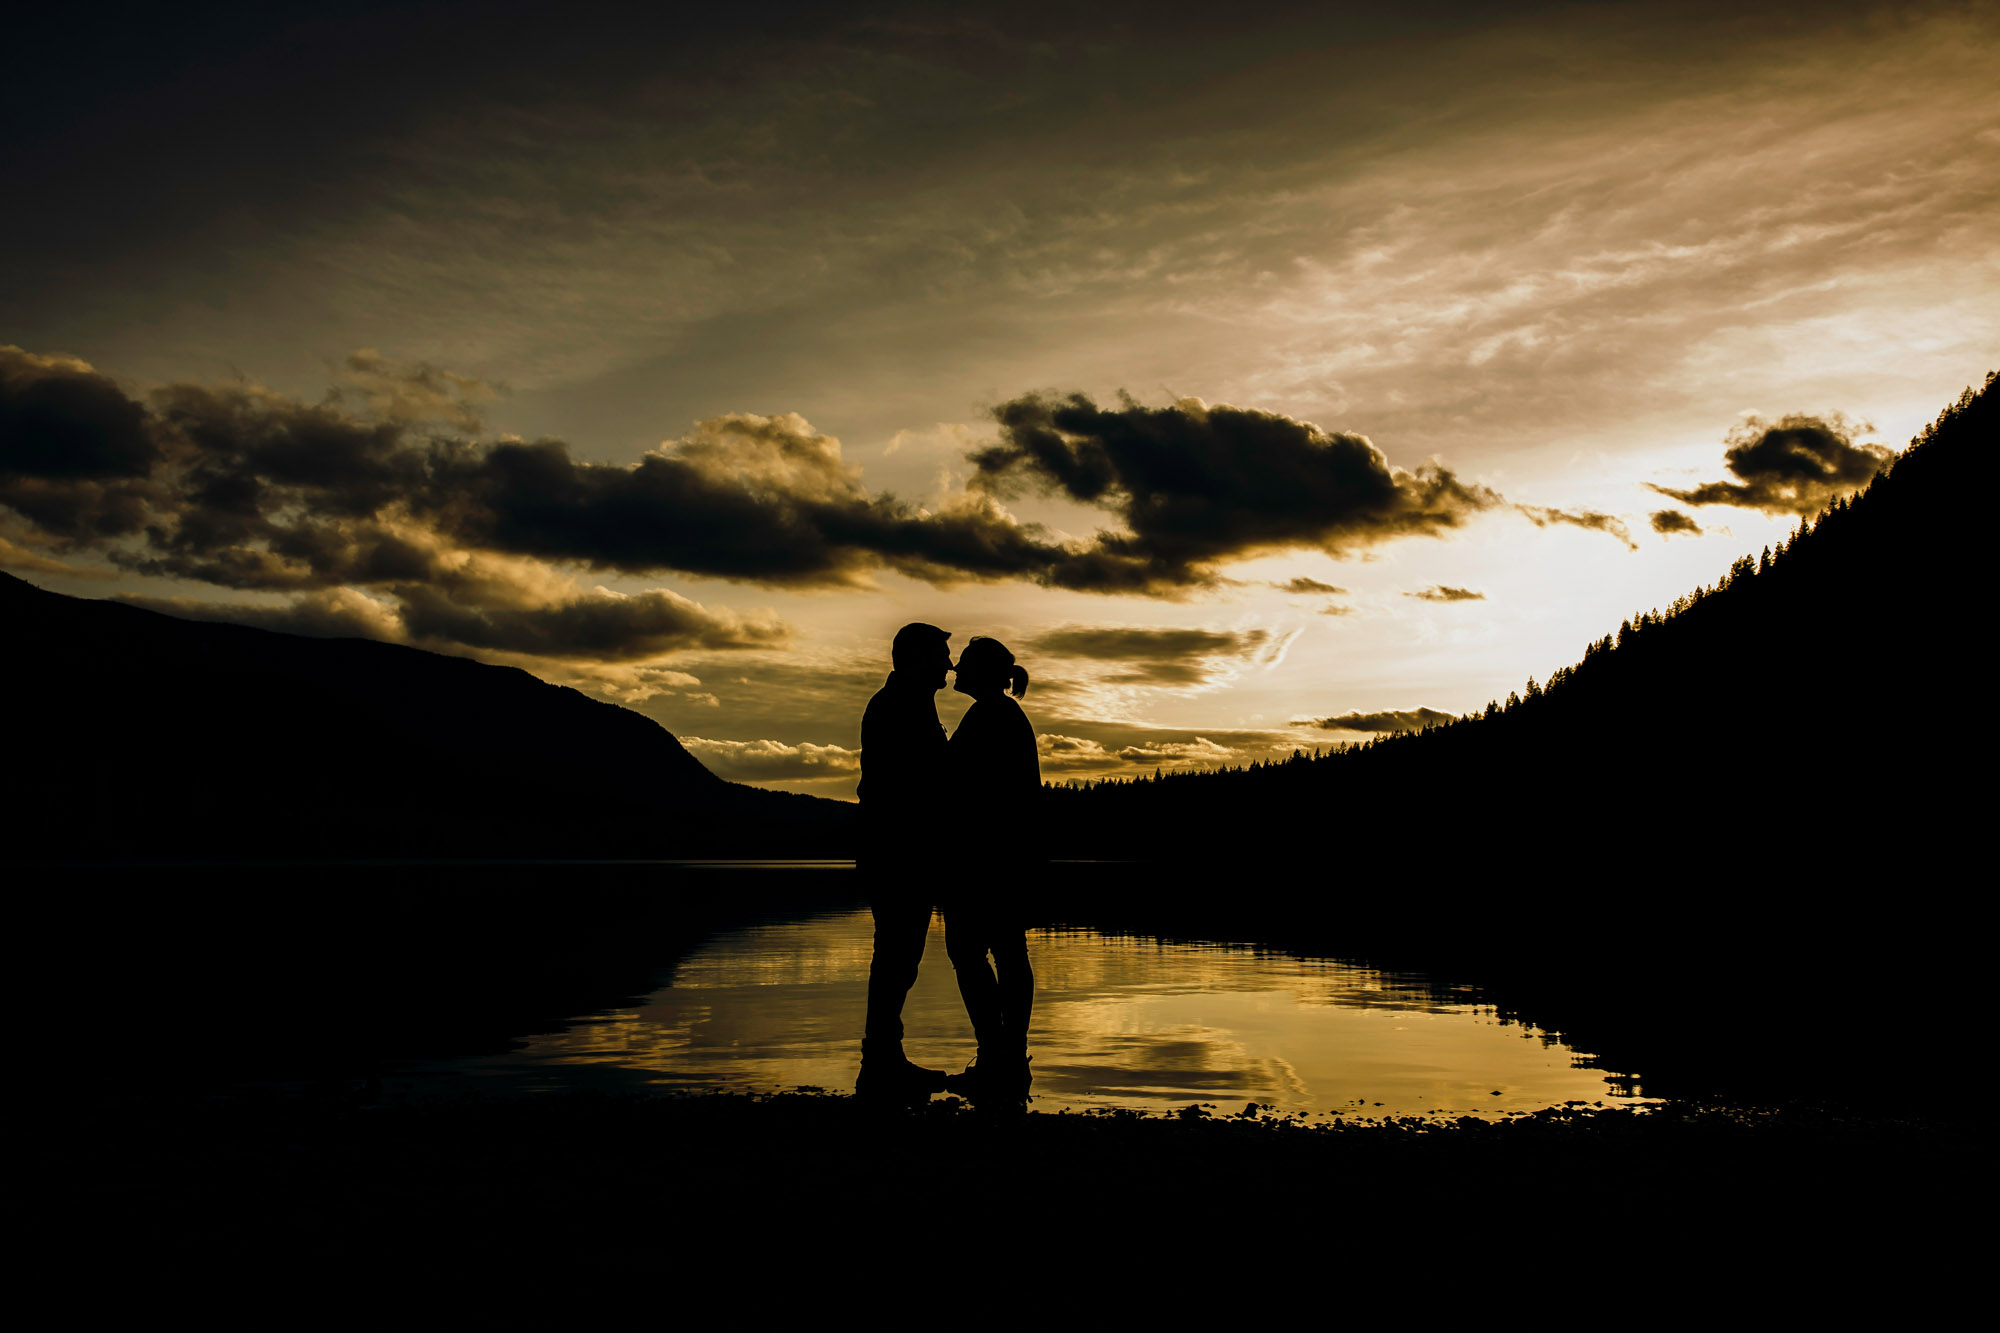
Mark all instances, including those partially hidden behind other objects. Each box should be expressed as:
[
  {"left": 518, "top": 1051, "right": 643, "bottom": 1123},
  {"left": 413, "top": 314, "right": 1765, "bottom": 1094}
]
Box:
[{"left": 429, "top": 907, "right": 1644, "bottom": 1118}]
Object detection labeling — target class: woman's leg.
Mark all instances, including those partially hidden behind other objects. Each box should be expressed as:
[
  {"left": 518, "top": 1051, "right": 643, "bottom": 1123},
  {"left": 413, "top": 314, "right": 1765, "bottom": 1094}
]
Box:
[
  {"left": 943, "top": 906, "right": 1004, "bottom": 1052},
  {"left": 990, "top": 929, "right": 1034, "bottom": 1047}
]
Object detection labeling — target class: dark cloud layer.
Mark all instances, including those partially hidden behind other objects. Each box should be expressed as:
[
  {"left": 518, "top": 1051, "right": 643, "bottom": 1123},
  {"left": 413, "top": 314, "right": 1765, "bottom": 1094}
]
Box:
[
  {"left": 972, "top": 393, "right": 1505, "bottom": 589},
  {"left": 0, "top": 347, "right": 788, "bottom": 667},
  {"left": 417, "top": 422, "right": 1087, "bottom": 589},
  {"left": 1650, "top": 509, "right": 1703, "bottom": 536},
  {"left": 0, "top": 346, "right": 1094, "bottom": 601},
  {"left": 392, "top": 586, "right": 785, "bottom": 660},
  {"left": 3, "top": 349, "right": 1573, "bottom": 615},
  {"left": 1406, "top": 585, "right": 1484, "bottom": 602},
  {"left": 1651, "top": 413, "right": 1892, "bottom": 516},
  {"left": 0, "top": 349, "right": 157, "bottom": 483},
  {"left": 1024, "top": 623, "right": 1276, "bottom": 687},
  {"left": 115, "top": 584, "right": 782, "bottom": 661},
  {"left": 0, "top": 339, "right": 1637, "bottom": 718},
  {"left": 1024, "top": 626, "right": 1268, "bottom": 661},
  {"left": 1294, "top": 707, "right": 1458, "bottom": 733}
]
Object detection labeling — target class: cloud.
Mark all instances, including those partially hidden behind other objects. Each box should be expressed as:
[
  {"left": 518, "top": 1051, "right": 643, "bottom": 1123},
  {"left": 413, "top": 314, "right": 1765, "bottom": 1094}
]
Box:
[
  {"left": 4, "top": 349, "right": 1640, "bottom": 613},
  {"left": 115, "top": 588, "right": 409, "bottom": 642},
  {"left": 1031, "top": 718, "right": 1302, "bottom": 779},
  {"left": 678, "top": 736, "right": 861, "bottom": 781},
  {"left": 1649, "top": 413, "right": 1893, "bottom": 516},
  {"left": 1112, "top": 737, "right": 1239, "bottom": 765},
  {"left": 0, "top": 347, "right": 1093, "bottom": 606},
  {"left": 1025, "top": 625, "right": 1268, "bottom": 660},
  {"left": 1318, "top": 603, "right": 1356, "bottom": 616},
  {"left": 1406, "top": 585, "right": 1484, "bottom": 602},
  {"left": 1036, "top": 732, "right": 1245, "bottom": 772},
  {"left": 111, "top": 584, "right": 768, "bottom": 699},
  {"left": 1515, "top": 504, "right": 1636, "bottom": 549},
  {"left": 1650, "top": 509, "right": 1703, "bottom": 536},
  {"left": 0, "top": 532, "right": 110, "bottom": 577},
  {"left": 390, "top": 584, "right": 786, "bottom": 661},
  {"left": 1274, "top": 576, "right": 1348, "bottom": 594},
  {"left": 0, "top": 346, "right": 807, "bottom": 677},
  {"left": 385, "top": 412, "right": 1086, "bottom": 591},
  {"left": 629, "top": 653, "right": 895, "bottom": 742},
  {"left": 972, "top": 392, "right": 1504, "bottom": 589},
  {"left": 0, "top": 347, "right": 158, "bottom": 483},
  {"left": 1023, "top": 623, "right": 1276, "bottom": 689},
  {"left": 0, "top": 348, "right": 164, "bottom": 544},
  {"left": 1035, "top": 733, "right": 1127, "bottom": 774},
  {"left": 1293, "top": 707, "right": 1457, "bottom": 733},
  {"left": 331, "top": 349, "right": 500, "bottom": 430},
  {"left": 1097, "top": 662, "right": 1224, "bottom": 686},
  {"left": 525, "top": 660, "right": 705, "bottom": 706}
]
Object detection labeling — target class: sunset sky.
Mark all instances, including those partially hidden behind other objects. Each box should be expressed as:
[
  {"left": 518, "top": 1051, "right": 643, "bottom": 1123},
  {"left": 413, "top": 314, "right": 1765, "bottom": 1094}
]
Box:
[{"left": 6, "top": 0, "right": 1995, "bottom": 796}]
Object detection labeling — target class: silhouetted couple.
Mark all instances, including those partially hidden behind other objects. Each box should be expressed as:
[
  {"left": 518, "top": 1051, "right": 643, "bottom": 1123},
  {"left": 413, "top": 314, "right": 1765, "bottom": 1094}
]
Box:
[{"left": 856, "top": 623, "right": 1040, "bottom": 1106}]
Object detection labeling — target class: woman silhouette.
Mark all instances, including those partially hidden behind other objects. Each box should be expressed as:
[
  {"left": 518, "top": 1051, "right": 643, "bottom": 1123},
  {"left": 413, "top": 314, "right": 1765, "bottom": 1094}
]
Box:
[{"left": 942, "top": 636, "right": 1041, "bottom": 1102}]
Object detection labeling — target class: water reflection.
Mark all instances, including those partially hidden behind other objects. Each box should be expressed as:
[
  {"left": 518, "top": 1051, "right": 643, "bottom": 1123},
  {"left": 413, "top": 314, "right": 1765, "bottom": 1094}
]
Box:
[{"left": 440, "top": 911, "right": 1641, "bottom": 1117}]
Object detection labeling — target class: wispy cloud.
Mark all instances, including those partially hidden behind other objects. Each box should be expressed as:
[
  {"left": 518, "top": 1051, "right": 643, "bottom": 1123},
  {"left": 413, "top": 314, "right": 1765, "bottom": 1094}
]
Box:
[{"left": 1516, "top": 504, "right": 1635, "bottom": 550}]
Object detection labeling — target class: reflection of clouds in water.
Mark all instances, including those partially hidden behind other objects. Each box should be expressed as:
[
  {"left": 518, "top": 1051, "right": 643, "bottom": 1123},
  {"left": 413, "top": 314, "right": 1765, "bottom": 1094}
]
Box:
[
  {"left": 671, "top": 913, "right": 874, "bottom": 989},
  {"left": 1041, "top": 1064, "right": 1256, "bottom": 1097},
  {"left": 525, "top": 1004, "right": 710, "bottom": 1067},
  {"left": 445, "top": 910, "right": 1636, "bottom": 1117},
  {"left": 1267, "top": 1053, "right": 1311, "bottom": 1102},
  {"left": 1036, "top": 1026, "right": 1265, "bottom": 1098},
  {"left": 1041, "top": 932, "right": 1480, "bottom": 1013}
]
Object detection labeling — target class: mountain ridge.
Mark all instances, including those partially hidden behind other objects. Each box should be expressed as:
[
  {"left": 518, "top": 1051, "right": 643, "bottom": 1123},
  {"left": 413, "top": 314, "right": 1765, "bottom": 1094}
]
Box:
[{"left": 3, "top": 572, "right": 854, "bottom": 858}]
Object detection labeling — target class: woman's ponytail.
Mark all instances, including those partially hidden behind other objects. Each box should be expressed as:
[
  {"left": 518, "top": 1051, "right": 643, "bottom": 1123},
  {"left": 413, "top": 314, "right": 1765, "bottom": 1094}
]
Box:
[{"left": 961, "top": 635, "right": 1030, "bottom": 698}]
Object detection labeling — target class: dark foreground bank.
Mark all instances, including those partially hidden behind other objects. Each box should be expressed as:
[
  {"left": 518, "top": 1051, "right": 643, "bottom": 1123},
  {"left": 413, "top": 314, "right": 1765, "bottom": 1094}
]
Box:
[{"left": 47, "top": 1086, "right": 1973, "bottom": 1308}]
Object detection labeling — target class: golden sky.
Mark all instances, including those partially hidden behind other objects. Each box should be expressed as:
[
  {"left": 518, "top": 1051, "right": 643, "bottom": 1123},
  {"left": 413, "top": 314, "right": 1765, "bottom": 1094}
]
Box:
[{"left": 4, "top": 1, "right": 1995, "bottom": 795}]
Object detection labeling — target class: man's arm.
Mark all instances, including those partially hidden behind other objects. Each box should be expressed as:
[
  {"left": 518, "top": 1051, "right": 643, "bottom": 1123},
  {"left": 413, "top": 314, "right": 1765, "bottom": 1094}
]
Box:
[{"left": 861, "top": 693, "right": 944, "bottom": 812}]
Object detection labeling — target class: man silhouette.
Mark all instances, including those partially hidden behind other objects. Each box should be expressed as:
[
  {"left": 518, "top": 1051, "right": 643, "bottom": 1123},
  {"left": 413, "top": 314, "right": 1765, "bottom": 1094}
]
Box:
[{"left": 854, "top": 622, "right": 954, "bottom": 1100}]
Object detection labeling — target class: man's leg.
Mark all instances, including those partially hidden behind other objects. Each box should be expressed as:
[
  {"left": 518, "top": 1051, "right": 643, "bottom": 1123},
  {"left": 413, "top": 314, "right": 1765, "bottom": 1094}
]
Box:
[
  {"left": 862, "top": 887, "right": 931, "bottom": 1051},
  {"left": 857, "top": 875, "right": 946, "bottom": 1098}
]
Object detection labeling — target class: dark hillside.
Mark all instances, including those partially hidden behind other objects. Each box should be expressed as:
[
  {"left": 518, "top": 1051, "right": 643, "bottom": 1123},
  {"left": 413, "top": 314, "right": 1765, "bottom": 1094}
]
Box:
[
  {"left": 1049, "top": 371, "right": 1993, "bottom": 867},
  {"left": 3, "top": 575, "right": 856, "bottom": 858}
]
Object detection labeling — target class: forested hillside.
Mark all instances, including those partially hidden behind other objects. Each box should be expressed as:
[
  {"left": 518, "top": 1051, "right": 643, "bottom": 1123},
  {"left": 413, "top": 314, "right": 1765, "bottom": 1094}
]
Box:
[{"left": 1048, "top": 372, "right": 1994, "bottom": 871}]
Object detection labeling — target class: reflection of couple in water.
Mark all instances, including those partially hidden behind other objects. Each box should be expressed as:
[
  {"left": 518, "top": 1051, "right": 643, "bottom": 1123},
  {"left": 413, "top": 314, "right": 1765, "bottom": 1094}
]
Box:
[{"left": 856, "top": 622, "right": 1040, "bottom": 1105}]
